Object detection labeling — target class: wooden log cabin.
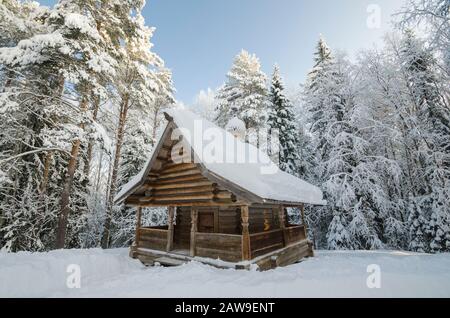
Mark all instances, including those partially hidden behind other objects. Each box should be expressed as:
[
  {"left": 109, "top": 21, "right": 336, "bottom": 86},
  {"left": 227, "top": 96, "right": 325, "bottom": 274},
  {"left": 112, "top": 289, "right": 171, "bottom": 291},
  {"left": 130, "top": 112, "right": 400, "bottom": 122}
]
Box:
[{"left": 114, "top": 109, "right": 326, "bottom": 270}]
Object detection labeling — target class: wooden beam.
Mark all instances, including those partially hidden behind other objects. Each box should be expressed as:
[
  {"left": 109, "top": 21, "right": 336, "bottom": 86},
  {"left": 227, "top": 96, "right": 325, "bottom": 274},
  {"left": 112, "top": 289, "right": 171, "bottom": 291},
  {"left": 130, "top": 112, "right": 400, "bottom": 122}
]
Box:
[
  {"left": 127, "top": 200, "right": 248, "bottom": 208},
  {"left": 135, "top": 206, "right": 142, "bottom": 246},
  {"left": 159, "top": 163, "right": 197, "bottom": 174},
  {"left": 166, "top": 206, "right": 175, "bottom": 252},
  {"left": 278, "top": 205, "right": 287, "bottom": 247},
  {"left": 147, "top": 174, "right": 208, "bottom": 186},
  {"left": 143, "top": 180, "right": 212, "bottom": 191},
  {"left": 241, "top": 206, "right": 251, "bottom": 261},
  {"left": 213, "top": 190, "right": 233, "bottom": 200},
  {"left": 300, "top": 203, "right": 308, "bottom": 240},
  {"left": 190, "top": 207, "right": 198, "bottom": 257},
  {"left": 138, "top": 193, "right": 215, "bottom": 203},
  {"left": 153, "top": 185, "right": 214, "bottom": 196},
  {"left": 157, "top": 168, "right": 200, "bottom": 181}
]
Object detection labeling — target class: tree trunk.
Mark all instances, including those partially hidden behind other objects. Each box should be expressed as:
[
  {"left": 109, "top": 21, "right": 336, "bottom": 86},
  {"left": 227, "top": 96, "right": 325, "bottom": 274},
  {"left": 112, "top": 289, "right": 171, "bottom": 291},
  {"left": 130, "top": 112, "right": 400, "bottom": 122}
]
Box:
[
  {"left": 39, "top": 75, "right": 65, "bottom": 195},
  {"left": 55, "top": 97, "right": 89, "bottom": 249},
  {"left": 101, "top": 93, "right": 130, "bottom": 248},
  {"left": 94, "top": 150, "right": 104, "bottom": 193},
  {"left": 2, "top": 69, "right": 14, "bottom": 93},
  {"left": 84, "top": 94, "right": 101, "bottom": 177},
  {"left": 39, "top": 152, "right": 53, "bottom": 195}
]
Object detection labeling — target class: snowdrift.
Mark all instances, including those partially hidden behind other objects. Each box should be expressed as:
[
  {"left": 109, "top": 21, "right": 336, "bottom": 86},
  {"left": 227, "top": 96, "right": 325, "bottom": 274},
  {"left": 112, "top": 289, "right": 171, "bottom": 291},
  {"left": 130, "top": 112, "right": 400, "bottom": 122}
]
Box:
[{"left": 1, "top": 249, "right": 449, "bottom": 297}]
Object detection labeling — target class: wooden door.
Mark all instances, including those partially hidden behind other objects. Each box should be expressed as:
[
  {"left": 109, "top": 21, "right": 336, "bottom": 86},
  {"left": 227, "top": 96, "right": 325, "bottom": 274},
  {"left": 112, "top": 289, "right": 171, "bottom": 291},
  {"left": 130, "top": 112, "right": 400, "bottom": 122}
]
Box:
[{"left": 198, "top": 212, "right": 215, "bottom": 233}]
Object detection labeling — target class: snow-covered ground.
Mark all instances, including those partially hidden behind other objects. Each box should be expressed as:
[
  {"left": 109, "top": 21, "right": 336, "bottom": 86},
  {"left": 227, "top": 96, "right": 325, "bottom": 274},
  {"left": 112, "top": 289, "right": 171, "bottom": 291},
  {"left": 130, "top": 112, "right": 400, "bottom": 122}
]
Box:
[{"left": 1, "top": 248, "right": 449, "bottom": 298}]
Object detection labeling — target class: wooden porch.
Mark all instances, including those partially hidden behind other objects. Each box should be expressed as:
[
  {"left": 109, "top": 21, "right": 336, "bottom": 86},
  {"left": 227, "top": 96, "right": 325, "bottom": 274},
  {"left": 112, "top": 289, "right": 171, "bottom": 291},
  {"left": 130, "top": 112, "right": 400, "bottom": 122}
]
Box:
[{"left": 130, "top": 205, "right": 314, "bottom": 271}]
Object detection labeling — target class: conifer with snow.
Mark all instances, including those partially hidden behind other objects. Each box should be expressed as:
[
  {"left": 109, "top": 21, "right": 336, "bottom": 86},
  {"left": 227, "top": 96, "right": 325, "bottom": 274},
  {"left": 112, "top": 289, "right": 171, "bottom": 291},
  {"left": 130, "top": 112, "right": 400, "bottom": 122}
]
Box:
[
  {"left": 267, "top": 64, "right": 299, "bottom": 174},
  {"left": 215, "top": 50, "right": 269, "bottom": 139}
]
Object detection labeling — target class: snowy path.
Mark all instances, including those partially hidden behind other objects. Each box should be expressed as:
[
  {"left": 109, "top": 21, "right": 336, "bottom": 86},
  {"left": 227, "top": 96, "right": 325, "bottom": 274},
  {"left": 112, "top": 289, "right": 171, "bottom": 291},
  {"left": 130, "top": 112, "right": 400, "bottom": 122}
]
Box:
[{"left": 1, "top": 248, "right": 449, "bottom": 298}]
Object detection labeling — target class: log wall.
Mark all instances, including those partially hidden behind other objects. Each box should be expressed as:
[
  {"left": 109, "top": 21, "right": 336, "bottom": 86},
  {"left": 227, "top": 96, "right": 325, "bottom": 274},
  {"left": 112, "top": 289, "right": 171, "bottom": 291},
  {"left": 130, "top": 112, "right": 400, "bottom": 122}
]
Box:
[{"left": 218, "top": 206, "right": 240, "bottom": 234}]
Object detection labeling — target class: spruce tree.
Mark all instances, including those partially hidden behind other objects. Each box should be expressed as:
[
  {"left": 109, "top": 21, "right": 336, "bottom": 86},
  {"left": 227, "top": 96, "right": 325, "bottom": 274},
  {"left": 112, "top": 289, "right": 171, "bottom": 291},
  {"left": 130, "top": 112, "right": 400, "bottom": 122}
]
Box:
[
  {"left": 400, "top": 30, "right": 450, "bottom": 252},
  {"left": 267, "top": 64, "right": 299, "bottom": 174}
]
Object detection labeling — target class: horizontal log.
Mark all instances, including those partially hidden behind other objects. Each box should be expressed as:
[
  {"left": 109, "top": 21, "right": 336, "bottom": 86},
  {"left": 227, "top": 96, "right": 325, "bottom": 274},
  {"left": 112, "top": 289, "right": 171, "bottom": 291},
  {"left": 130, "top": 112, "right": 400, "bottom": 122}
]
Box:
[
  {"left": 284, "top": 225, "right": 306, "bottom": 245},
  {"left": 139, "top": 227, "right": 168, "bottom": 234},
  {"left": 276, "top": 241, "right": 310, "bottom": 267},
  {"left": 214, "top": 191, "right": 233, "bottom": 200},
  {"left": 251, "top": 242, "right": 284, "bottom": 258},
  {"left": 153, "top": 185, "right": 215, "bottom": 196},
  {"left": 139, "top": 193, "right": 215, "bottom": 203},
  {"left": 196, "top": 232, "right": 242, "bottom": 239},
  {"left": 138, "top": 239, "right": 167, "bottom": 251},
  {"left": 131, "top": 200, "right": 247, "bottom": 207},
  {"left": 195, "top": 247, "right": 242, "bottom": 262},
  {"left": 157, "top": 168, "right": 200, "bottom": 180},
  {"left": 169, "top": 155, "right": 193, "bottom": 164},
  {"left": 144, "top": 180, "right": 213, "bottom": 190},
  {"left": 149, "top": 175, "right": 209, "bottom": 186},
  {"left": 250, "top": 229, "right": 283, "bottom": 252},
  {"left": 249, "top": 229, "right": 283, "bottom": 237},
  {"left": 159, "top": 163, "right": 197, "bottom": 174},
  {"left": 139, "top": 229, "right": 168, "bottom": 240}
]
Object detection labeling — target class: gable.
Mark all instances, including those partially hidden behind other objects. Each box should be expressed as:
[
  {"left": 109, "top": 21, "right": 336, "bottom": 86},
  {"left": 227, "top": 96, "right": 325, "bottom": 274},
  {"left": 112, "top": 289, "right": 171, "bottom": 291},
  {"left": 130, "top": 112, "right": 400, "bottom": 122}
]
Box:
[{"left": 122, "top": 125, "right": 243, "bottom": 207}]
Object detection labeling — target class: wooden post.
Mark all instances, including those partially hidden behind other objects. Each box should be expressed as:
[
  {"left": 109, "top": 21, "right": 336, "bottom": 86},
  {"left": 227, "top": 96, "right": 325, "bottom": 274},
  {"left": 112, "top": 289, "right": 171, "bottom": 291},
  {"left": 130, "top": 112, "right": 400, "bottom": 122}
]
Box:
[
  {"left": 190, "top": 207, "right": 198, "bottom": 257},
  {"left": 135, "top": 206, "right": 142, "bottom": 246},
  {"left": 241, "top": 206, "right": 251, "bottom": 261},
  {"left": 278, "top": 205, "right": 288, "bottom": 247},
  {"left": 300, "top": 203, "right": 308, "bottom": 238},
  {"left": 166, "top": 206, "right": 175, "bottom": 252}
]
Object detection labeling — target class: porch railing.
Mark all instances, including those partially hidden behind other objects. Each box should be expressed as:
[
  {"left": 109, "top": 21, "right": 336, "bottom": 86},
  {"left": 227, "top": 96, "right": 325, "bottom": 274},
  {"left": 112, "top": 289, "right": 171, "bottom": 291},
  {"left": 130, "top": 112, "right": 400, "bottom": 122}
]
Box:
[
  {"left": 284, "top": 225, "right": 306, "bottom": 246},
  {"left": 250, "top": 229, "right": 284, "bottom": 258},
  {"left": 137, "top": 227, "right": 168, "bottom": 250},
  {"left": 195, "top": 232, "right": 242, "bottom": 262},
  {"left": 136, "top": 225, "right": 307, "bottom": 261}
]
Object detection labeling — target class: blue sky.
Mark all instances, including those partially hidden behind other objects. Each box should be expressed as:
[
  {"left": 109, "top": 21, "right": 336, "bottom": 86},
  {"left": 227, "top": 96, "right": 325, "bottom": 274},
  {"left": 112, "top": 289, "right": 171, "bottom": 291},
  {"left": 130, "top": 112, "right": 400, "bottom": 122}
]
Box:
[{"left": 39, "top": 0, "right": 405, "bottom": 104}]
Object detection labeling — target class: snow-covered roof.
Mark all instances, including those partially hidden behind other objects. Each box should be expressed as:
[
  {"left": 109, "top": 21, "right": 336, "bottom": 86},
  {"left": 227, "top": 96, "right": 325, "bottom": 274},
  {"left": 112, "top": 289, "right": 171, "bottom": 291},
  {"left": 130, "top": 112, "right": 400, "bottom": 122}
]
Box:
[{"left": 114, "top": 109, "right": 326, "bottom": 206}]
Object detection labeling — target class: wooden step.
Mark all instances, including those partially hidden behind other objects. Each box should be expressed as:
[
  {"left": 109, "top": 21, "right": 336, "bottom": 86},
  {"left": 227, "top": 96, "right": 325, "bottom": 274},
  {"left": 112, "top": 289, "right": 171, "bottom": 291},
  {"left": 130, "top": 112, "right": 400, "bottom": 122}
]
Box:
[{"left": 154, "top": 256, "right": 187, "bottom": 266}]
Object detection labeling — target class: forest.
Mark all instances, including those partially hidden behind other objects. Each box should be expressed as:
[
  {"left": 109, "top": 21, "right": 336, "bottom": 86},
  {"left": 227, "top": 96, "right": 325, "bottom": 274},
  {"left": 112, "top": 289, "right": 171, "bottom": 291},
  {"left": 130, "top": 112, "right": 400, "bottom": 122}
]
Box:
[{"left": 0, "top": 0, "right": 449, "bottom": 254}]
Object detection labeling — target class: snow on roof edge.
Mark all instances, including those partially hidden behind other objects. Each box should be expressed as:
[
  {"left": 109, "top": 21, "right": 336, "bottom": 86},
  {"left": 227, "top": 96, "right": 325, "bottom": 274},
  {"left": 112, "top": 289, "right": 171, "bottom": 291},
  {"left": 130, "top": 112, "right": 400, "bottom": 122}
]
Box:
[{"left": 114, "top": 109, "right": 326, "bottom": 206}]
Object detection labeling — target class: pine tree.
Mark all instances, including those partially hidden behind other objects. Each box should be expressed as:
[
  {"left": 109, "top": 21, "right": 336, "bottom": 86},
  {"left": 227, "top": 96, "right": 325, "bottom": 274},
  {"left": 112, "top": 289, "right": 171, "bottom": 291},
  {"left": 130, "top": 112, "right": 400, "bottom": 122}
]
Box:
[
  {"left": 215, "top": 50, "right": 269, "bottom": 142},
  {"left": 101, "top": 12, "right": 174, "bottom": 248},
  {"left": 0, "top": 1, "right": 176, "bottom": 251},
  {"left": 267, "top": 64, "right": 300, "bottom": 174}
]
